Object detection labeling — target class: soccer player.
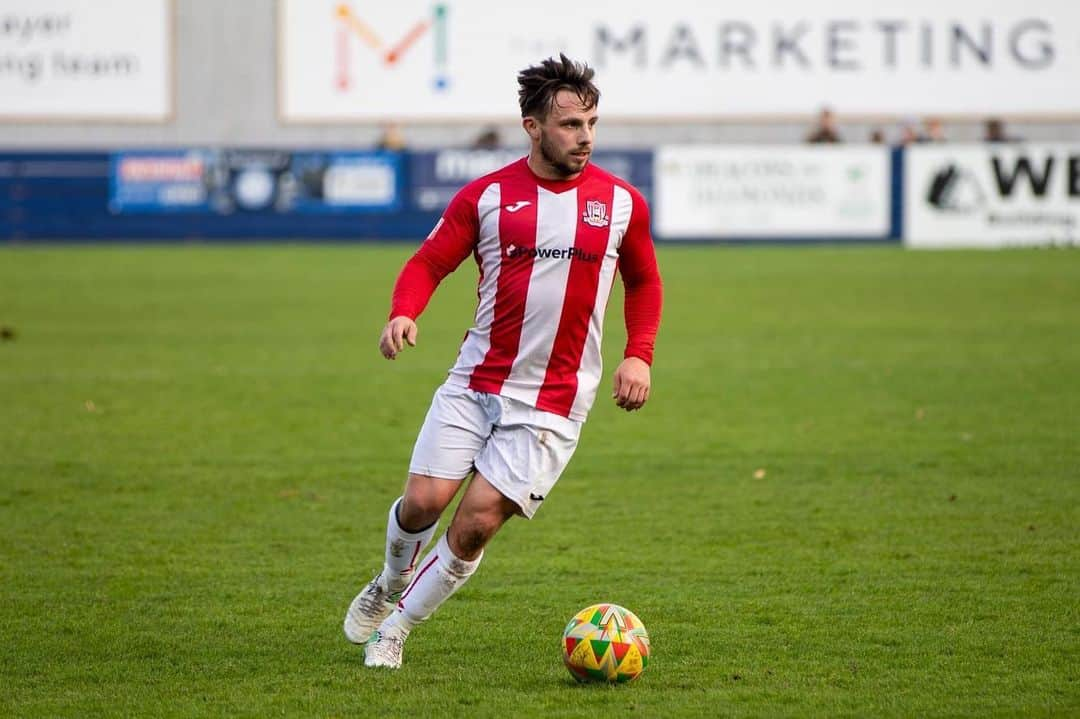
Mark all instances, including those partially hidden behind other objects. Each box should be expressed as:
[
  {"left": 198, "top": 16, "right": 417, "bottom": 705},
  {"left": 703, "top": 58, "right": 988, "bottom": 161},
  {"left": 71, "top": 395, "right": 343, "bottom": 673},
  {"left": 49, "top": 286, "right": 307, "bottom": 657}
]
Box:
[{"left": 344, "top": 54, "right": 663, "bottom": 669}]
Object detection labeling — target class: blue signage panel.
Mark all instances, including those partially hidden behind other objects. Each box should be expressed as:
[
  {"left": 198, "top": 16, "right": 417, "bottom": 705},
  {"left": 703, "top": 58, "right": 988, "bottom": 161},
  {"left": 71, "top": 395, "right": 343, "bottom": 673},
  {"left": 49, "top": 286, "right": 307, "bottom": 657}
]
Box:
[
  {"left": 109, "top": 150, "right": 214, "bottom": 212},
  {"left": 408, "top": 149, "right": 655, "bottom": 213},
  {"left": 110, "top": 150, "right": 403, "bottom": 214},
  {"left": 288, "top": 152, "right": 403, "bottom": 213}
]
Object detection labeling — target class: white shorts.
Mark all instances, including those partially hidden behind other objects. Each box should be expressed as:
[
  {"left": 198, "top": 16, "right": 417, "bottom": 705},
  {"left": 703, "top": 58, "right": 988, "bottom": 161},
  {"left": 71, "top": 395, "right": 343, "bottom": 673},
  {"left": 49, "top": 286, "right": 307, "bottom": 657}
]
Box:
[{"left": 408, "top": 382, "right": 582, "bottom": 518}]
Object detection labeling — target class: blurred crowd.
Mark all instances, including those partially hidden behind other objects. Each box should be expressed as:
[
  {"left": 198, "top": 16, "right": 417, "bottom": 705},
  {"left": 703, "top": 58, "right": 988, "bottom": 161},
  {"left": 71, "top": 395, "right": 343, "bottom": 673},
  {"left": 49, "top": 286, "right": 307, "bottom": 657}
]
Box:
[
  {"left": 376, "top": 122, "right": 504, "bottom": 151},
  {"left": 373, "top": 111, "right": 1022, "bottom": 152},
  {"left": 806, "top": 107, "right": 1020, "bottom": 146}
]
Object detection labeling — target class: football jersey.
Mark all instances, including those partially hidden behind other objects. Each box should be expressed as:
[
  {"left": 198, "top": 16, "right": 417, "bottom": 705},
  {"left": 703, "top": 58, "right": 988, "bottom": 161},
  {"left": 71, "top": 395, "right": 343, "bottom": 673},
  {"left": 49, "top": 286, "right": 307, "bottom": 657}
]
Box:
[{"left": 390, "top": 157, "right": 662, "bottom": 421}]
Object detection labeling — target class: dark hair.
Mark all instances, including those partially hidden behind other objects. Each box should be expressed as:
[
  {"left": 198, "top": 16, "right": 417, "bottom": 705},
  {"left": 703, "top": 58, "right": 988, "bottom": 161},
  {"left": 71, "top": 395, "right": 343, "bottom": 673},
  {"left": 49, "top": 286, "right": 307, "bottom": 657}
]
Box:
[{"left": 517, "top": 54, "right": 600, "bottom": 120}]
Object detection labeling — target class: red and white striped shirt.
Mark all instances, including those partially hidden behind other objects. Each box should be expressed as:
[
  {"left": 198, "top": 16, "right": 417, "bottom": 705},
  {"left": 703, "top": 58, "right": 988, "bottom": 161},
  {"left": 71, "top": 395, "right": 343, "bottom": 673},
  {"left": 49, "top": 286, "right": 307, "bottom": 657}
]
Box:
[{"left": 390, "top": 158, "right": 662, "bottom": 421}]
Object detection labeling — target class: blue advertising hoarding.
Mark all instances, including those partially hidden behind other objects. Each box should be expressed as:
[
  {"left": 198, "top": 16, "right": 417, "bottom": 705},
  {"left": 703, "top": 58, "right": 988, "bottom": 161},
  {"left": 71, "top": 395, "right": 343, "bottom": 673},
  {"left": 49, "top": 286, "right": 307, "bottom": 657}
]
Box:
[
  {"left": 408, "top": 149, "right": 655, "bottom": 214},
  {"left": 109, "top": 150, "right": 214, "bottom": 213},
  {"left": 289, "top": 152, "right": 403, "bottom": 213},
  {"left": 13, "top": 146, "right": 917, "bottom": 244},
  {"left": 109, "top": 150, "right": 403, "bottom": 215}
]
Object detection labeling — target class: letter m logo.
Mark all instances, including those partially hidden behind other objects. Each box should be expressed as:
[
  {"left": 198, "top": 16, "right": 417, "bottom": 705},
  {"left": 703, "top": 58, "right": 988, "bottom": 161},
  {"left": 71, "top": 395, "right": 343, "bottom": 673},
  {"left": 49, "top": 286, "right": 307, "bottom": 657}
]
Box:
[{"left": 333, "top": 3, "right": 449, "bottom": 92}]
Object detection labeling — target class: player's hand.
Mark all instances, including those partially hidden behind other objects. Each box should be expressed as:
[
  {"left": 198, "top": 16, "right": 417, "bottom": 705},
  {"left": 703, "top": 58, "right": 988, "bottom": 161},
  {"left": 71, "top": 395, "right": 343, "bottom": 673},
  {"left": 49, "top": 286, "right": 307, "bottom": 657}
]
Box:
[
  {"left": 612, "top": 357, "right": 651, "bottom": 412},
  {"left": 379, "top": 316, "right": 418, "bottom": 360}
]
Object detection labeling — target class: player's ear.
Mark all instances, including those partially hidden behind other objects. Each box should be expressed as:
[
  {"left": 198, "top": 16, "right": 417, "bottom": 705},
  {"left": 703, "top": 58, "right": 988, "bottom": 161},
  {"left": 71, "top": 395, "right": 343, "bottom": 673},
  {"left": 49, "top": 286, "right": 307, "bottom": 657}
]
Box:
[{"left": 522, "top": 116, "right": 541, "bottom": 142}]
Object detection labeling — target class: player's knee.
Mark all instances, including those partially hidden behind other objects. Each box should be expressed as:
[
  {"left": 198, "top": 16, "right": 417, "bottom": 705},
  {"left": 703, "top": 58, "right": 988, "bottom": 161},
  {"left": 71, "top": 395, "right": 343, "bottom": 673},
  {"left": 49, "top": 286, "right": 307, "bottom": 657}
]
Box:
[
  {"left": 450, "top": 515, "right": 500, "bottom": 558},
  {"left": 399, "top": 492, "right": 444, "bottom": 530},
  {"left": 455, "top": 528, "right": 487, "bottom": 558}
]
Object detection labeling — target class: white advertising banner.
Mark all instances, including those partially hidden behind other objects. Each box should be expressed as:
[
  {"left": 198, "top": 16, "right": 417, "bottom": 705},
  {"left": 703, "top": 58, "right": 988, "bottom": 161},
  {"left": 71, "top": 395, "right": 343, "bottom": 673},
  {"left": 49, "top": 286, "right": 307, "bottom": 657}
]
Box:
[
  {"left": 905, "top": 144, "right": 1080, "bottom": 247},
  {"left": 0, "top": 0, "right": 172, "bottom": 121},
  {"left": 279, "top": 0, "right": 1080, "bottom": 121},
  {"left": 655, "top": 146, "right": 891, "bottom": 239}
]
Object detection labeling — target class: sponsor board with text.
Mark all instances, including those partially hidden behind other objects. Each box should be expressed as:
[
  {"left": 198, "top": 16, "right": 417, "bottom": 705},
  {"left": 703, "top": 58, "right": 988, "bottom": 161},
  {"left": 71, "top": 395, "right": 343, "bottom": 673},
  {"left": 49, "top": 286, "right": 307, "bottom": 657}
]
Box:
[
  {"left": 655, "top": 145, "right": 891, "bottom": 239},
  {"left": 905, "top": 144, "right": 1080, "bottom": 247},
  {"left": 408, "top": 149, "right": 653, "bottom": 212},
  {"left": 279, "top": 0, "right": 1080, "bottom": 120},
  {"left": 110, "top": 150, "right": 401, "bottom": 214},
  {"left": 0, "top": 0, "right": 172, "bottom": 120}
]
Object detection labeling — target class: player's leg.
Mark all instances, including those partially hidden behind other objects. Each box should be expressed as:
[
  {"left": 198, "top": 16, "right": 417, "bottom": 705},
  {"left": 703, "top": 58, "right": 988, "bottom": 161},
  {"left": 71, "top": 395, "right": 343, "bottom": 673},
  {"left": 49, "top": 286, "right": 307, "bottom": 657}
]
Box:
[
  {"left": 445, "top": 472, "right": 520, "bottom": 559},
  {"left": 364, "top": 397, "right": 582, "bottom": 668},
  {"left": 398, "top": 472, "right": 461, "bottom": 529},
  {"left": 383, "top": 473, "right": 461, "bottom": 587},
  {"left": 363, "top": 472, "right": 517, "bottom": 668},
  {"left": 342, "top": 473, "right": 462, "bottom": 644},
  {"left": 344, "top": 386, "right": 493, "bottom": 644}
]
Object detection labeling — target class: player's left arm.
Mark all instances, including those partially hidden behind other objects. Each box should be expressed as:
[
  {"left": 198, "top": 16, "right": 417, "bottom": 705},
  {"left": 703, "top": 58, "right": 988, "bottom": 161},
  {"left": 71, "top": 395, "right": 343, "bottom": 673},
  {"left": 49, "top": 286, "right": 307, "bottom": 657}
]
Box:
[{"left": 613, "top": 189, "right": 663, "bottom": 412}]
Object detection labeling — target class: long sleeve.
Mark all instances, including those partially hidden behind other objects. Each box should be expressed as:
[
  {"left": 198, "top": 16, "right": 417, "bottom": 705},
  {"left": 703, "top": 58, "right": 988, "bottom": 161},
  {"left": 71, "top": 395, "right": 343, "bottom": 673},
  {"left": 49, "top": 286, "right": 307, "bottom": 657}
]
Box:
[
  {"left": 389, "top": 190, "right": 479, "bottom": 320},
  {"left": 618, "top": 190, "right": 663, "bottom": 365}
]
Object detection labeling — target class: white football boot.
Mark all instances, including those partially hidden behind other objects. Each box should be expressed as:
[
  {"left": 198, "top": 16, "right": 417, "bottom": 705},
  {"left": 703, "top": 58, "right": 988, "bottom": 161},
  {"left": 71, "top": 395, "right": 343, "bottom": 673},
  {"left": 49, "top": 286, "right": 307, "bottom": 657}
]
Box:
[
  {"left": 364, "top": 623, "right": 410, "bottom": 669},
  {"left": 343, "top": 573, "right": 407, "bottom": 644}
]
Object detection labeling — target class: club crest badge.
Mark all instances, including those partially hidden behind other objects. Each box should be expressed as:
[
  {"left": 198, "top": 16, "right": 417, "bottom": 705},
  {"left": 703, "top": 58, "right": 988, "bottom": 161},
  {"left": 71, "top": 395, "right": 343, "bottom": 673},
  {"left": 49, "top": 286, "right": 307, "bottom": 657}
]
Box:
[{"left": 582, "top": 200, "right": 609, "bottom": 228}]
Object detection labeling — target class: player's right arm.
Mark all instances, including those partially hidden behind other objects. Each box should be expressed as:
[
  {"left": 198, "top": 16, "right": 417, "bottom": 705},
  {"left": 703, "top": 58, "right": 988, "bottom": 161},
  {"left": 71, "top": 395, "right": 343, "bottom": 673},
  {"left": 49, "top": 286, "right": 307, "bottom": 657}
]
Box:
[{"left": 379, "top": 189, "right": 480, "bottom": 360}]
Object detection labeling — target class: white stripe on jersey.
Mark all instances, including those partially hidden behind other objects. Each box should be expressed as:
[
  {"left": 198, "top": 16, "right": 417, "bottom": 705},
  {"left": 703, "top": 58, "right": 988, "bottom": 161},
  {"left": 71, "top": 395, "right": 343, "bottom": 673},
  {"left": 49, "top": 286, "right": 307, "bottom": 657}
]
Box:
[
  {"left": 502, "top": 186, "right": 578, "bottom": 404},
  {"left": 570, "top": 185, "right": 634, "bottom": 418},
  {"left": 450, "top": 183, "right": 501, "bottom": 377}
]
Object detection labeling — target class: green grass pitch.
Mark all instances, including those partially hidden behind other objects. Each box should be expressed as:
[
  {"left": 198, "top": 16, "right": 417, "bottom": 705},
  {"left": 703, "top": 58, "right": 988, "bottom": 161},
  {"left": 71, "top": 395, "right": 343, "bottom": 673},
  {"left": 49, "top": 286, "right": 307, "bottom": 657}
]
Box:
[{"left": 1, "top": 244, "right": 1077, "bottom": 717}]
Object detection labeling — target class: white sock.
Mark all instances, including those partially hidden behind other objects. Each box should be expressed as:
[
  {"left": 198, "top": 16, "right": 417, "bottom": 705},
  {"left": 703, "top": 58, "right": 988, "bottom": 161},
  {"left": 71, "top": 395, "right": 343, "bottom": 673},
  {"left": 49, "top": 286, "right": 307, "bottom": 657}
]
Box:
[
  {"left": 382, "top": 497, "right": 438, "bottom": 593},
  {"left": 386, "top": 532, "right": 482, "bottom": 630}
]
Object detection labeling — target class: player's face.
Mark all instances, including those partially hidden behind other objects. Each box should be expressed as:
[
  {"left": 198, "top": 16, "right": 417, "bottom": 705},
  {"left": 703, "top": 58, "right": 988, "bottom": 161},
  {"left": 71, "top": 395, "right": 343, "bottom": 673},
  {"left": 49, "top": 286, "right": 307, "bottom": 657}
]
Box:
[{"left": 528, "top": 89, "right": 598, "bottom": 179}]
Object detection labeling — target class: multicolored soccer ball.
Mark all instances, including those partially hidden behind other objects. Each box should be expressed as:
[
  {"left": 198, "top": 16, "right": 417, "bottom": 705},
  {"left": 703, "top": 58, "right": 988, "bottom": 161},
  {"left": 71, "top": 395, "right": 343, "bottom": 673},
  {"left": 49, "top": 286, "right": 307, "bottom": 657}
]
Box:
[{"left": 562, "top": 603, "right": 650, "bottom": 683}]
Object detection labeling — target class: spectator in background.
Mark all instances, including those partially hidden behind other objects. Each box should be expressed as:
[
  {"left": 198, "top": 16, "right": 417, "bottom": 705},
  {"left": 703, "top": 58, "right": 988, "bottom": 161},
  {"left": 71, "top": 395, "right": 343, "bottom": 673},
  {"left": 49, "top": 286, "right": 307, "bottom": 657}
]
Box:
[
  {"left": 896, "top": 119, "right": 920, "bottom": 147},
  {"left": 376, "top": 123, "right": 408, "bottom": 151},
  {"left": 471, "top": 126, "right": 501, "bottom": 149},
  {"left": 984, "top": 117, "right": 1019, "bottom": 143},
  {"left": 869, "top": 128, "right": 886, "bottom": 145},
  {"left": 805, "top": 107, "right": 842, "bottom": 143},
  {"left": 919, "top": 117, "right": 947, "bottom": 143}
]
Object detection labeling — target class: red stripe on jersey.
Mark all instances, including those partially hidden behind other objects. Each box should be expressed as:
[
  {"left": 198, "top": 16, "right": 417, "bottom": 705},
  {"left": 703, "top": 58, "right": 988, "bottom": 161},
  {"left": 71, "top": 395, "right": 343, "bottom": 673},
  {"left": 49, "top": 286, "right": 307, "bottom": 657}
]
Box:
[
  {"left": 534, "top": 185, "right": 615, "bottom": 416},
  {"left": 468, "top": 182, "right": 539, "bottom": 394}
]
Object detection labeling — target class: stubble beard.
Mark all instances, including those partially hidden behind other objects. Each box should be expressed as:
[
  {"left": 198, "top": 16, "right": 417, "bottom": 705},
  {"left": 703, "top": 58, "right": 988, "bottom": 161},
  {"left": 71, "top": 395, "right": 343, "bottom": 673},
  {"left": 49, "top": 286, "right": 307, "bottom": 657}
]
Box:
[{"left": 539, "top": 131, "right": 587, "bottom": 179}]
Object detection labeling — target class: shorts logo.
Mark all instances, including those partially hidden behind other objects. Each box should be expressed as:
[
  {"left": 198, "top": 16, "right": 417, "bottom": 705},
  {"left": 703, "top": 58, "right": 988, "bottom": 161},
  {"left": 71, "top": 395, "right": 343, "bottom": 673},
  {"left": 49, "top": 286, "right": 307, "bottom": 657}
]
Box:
[
  {"left": 582, "top": 200, "right": 609, "bottom": 228},
  {"left": 529, "top": 493, "right": 545, "bottom": 501}
]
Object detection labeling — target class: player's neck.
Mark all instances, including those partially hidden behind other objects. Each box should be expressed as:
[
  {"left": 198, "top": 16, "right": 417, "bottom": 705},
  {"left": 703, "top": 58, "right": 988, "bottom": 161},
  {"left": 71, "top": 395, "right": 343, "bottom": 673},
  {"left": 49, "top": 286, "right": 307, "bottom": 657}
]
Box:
[{"left": 526, "top": 151, "right": 584, "bottom": 183}]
